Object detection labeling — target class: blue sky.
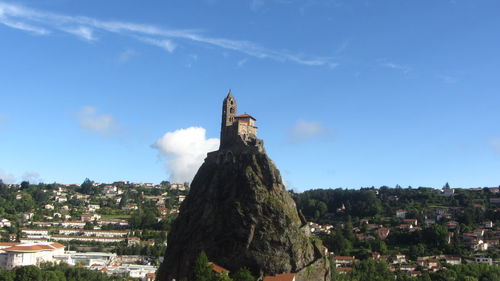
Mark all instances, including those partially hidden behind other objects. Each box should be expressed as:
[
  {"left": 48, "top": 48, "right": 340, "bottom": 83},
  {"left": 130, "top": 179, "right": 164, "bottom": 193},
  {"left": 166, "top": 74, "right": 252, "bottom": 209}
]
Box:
[{"left": 0, "top": 0, "right": 499, "bottom": 190}]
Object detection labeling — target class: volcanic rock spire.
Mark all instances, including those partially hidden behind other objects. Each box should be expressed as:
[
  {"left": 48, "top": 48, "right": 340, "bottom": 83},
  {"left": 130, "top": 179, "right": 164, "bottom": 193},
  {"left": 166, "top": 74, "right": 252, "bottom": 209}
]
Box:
[{"left": 157, "top": 93, "right": 330, "bottom": 281}]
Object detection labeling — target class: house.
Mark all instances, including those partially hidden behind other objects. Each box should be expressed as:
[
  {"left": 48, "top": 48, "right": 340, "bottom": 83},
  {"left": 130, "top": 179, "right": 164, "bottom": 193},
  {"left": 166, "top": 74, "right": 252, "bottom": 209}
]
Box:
[
  {"left": 97, "top": 219, "right": 129, "bottom": 227},
  {"left": 60, "top": 221, "right": 86, "bottom": 228},
  {"left": 0, "top": 219, "right": 11, "bottom": 228},
  {"left": 127, "top": 237, "right": 141, "bottom": 246},
  {"left": 400, "top": 264, "right": 417, "bottom": 272},
  {"left": 55, "top": 196, "right": 67, "bottom": 203},
  {"left": 170, "top": 183, "right": 184, "bottom": 190},
  {"left": 8, "top": 234, "right": 17, "bottom": 242},
  {"left": 32, "top": 222, "right": 55, "bottom": 228},
  {"left": 87, "top": 204, "right": 101, "bottom": 212},
  {"left": 375, "top": 227, "right": 390, "bottom": 240},
  {"left": 481, "top": 221, "right": 493, "bottom": 229},
  {"left": 398, "top": 224, "right": 413, "bottom": 231},
  {"left": 334, "top": 256, "right": 356, "bottom": 267},
  {"left": 444, "top": 256, "right": 461, "bottom": 265},
  {"left": 410, "top": 271, "right": 421, "bottom": 277},
  {"left": 144, "top": 273, "right": 156, "bottom": 281},
  {"left": 263, "top": 273, "right": 296, "bottom": 281},
  {"left": 474, "top": 257, "right": 493, "bottom": 265},
  {"left": 417, "top": 258, "right": 438, "bottom": 269},
  {"left": 446, "top": 221, "right": 459, "bottom": 230},
  {"left": 440, "top": 188, "right": 455, "bottom": 196},
  {"left": 20, "top": 229, "right": 49, "bottom": 238},
  {"left": 489, "top": 198, "right": 500, "bottom": 205},
  {"left": 402, "top": 219, "right": 418, "bottom": 226},
  {"left": 81, "top": 214, "right": 101, "bottom": 222},
  {"left": 437, "top": 213, "right": 453, "bottom": 221},
  {"left": 44, "top": 204, "right": 54, "bottom": 210},
  {"left": 51, "top": 235, "right": 125, "bottom": 243},
  {"left": 393, "top": 254, "right": 407, "bottom": 264},
  {"left": 336, "top": 268, "right": 352, "bottom": 274},
  {"left": 396, "top": 210, "right": 406, "bottom": 219},
  {"left": 122, "top": 204, "right": 139, "bottom": 211}
]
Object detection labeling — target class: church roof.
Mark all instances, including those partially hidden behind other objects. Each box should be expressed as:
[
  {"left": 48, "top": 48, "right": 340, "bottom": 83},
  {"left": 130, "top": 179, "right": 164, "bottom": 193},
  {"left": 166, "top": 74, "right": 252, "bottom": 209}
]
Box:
[
  {"left": 235, "top": 114, "right": 256, "bottom": 120},
  {"left": 208, "top": 262, "right": 230, "bottom": 273}
]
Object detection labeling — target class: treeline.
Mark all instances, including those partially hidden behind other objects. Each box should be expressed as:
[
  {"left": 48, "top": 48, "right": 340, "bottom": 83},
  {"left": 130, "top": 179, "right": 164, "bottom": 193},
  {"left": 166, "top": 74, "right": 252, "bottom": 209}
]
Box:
[
  {"left": 292, "top": 187, "right": 500, "bottom": 226},
  {"left": 331, "top": 259, "right": 499, "bottom": 281},
  {"left": 0, "top": 263, "right": 130, "bottom": 281}
]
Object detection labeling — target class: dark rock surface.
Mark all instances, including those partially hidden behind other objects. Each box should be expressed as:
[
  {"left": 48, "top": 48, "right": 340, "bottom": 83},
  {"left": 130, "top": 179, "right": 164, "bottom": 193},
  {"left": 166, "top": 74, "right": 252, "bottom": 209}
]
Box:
[{"left": 157, "top": 138, "right": 330, "bottom": 281}]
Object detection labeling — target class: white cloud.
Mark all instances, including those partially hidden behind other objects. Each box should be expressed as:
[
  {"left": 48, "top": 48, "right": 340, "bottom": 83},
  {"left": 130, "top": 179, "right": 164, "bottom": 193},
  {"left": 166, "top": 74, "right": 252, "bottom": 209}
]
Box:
[
  {"left": 288, "top": 119, "right": 330, "bottom": 143},
  {"left": 63, "top": 26, "right": 95, "bottom": 41},
  {"left": 0, "top": 169, "right": 16, "bottom": 184},
  {"left": 152, "top": 127, "right": 219, "bottom": 183},
  {"left": 137, "top": 37, "right": 176, "bottom": 52},
  {"left": 22, "top": 171, "right": 41, "bottom": 183},
  {"left": 0, "top": 18, "right": 49, "bottom": 34},
  {"left": 0, "top": 2, "right": 334, "bottom": 66},
  {"left": 77, "top": 106, "right": 120, "bottom": 137}
]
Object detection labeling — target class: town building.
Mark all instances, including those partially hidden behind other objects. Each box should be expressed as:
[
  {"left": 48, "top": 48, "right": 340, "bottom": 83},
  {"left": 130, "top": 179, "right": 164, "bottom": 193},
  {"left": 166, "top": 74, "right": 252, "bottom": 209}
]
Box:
[{"left": 0, "top": 242, "right": 64, "bottom": 269}]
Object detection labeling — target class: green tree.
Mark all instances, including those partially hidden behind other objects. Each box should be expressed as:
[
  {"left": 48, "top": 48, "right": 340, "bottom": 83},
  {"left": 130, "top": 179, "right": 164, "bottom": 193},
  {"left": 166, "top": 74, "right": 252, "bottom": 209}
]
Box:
[
  {"left": 231, "top": 268, "right": 255, "bottom": 281},
  {"left": 14, "top": 266, "right": 41, "bottom": 281},
  {"left": 193, "top": 251, "right": 214, "bottom": 281}
]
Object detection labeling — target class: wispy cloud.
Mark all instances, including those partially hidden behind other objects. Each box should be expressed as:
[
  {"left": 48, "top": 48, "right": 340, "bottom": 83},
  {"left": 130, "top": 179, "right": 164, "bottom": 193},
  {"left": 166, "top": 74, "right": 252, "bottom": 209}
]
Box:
[
  {"left": 288, "top": 119, "right": 331, "bottom": 144},
  {"left": 379, "top": 59, "right": 411, "bottom": 74},
  {"left": 77, "top": 106, "right": 120, "bottom": 137},
  {"left": 62, "top": 26, "right": 96, "bottom": 41},
  {"left": 0, "top": 2, "right": 333, "bottom": 66},
  {"left": 0, "top": 18, "right": 49, "bottom": 34},
  {"left": 136, "top": 37, "right": 176, "bottom": 52}
]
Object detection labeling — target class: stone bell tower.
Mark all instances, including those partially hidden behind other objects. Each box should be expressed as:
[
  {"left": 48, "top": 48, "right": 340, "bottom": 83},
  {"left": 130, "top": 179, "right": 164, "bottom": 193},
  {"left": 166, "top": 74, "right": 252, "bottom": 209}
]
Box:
[{"left": 220, "top": 91, "right": 237, "bottom": 145}]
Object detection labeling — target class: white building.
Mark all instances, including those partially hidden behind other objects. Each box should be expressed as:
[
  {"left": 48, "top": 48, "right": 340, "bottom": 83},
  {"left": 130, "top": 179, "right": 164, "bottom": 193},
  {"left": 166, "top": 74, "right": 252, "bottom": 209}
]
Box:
[
  {"left": 44, "top": 204, "right": 55, "bottom": 210},
  {"left": 20, "top": 229, "right": 50, "bottom": 238},
  {"left": 0, "top": 242, "right": 64, "bottom": 269},
  {"left": 0, "top": 219, "right": 11, "bottom": 228},
  {"left": 60, "top": 221, "right": 86, "bottom": 228}
]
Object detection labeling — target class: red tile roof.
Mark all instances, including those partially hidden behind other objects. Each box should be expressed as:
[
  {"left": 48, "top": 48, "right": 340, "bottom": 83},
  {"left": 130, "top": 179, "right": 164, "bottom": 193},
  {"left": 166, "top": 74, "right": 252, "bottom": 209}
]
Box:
[
  {"left": 3, "top": 242, "right": 64, "bottom": 252},
  {"left": 208, "top": 262, "right": 230, "bottom": 273},
  {"left": 0, "top": 242, "right": 21, "bottom": 247},
  {"left": 235, "top": 114, "right": 256, "bottom": 120}
]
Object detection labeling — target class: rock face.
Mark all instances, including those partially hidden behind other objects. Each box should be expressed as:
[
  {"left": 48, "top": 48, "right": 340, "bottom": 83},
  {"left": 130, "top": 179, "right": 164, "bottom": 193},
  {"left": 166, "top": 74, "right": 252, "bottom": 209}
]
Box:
[{"left": 157, "top": 93, "right": 330, "bottom": 281}]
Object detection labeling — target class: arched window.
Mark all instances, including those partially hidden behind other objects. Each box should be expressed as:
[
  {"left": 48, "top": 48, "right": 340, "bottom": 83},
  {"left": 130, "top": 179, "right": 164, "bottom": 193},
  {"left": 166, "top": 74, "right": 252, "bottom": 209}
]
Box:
[{"left": 230, "top": 107, "right": 235, "bottom": 114}]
